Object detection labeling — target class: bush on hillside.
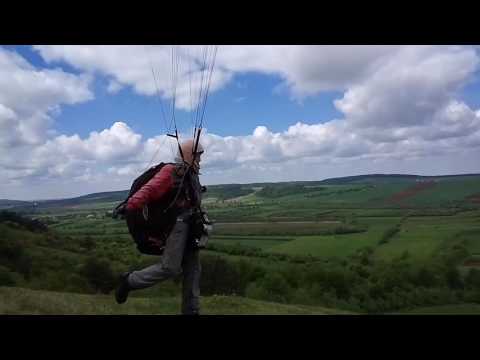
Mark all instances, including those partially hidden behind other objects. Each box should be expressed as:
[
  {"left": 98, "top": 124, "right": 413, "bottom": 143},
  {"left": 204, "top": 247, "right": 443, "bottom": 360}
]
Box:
[
  {"left": 0, "top": 211, "right": 47, "bottom": 232},
  {"left": 81, "top": 256, "right": 116, "bottom": 294},
  {"left": 0, "top": 265, "right": 16, "bottom": 286}
]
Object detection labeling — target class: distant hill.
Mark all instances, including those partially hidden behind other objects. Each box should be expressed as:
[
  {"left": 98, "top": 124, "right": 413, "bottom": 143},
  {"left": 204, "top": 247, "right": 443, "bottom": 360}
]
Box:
[
  {"left": 3, "top": 173, "right": 480, "bottom": 211},
  {"left": 0, "top": 199, "right": 32, "bottom": 209},
  {"left": 38, "top": 190, "right": 128, "bottom": 207},
  {"left": 6, "top": 190, "right": 129, "bottom": 212},
  {"left": 318, "top": 173, "right": 480, "bottom": 185}
]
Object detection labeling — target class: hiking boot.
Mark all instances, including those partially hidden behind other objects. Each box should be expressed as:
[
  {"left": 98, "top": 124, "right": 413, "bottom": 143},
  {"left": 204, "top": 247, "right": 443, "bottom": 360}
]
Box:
[{"left": 115, "top": 272, "right": 131, "bottom": 304}]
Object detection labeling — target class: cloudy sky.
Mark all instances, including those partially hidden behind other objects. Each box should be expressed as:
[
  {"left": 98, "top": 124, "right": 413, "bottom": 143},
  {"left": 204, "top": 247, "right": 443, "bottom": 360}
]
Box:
[{"left": 1, "top": 45, "right": 480, "bottom": 200}]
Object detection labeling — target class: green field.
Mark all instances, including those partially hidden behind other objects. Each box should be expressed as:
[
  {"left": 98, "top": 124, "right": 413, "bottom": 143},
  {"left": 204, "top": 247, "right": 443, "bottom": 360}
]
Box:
[
  {"left": 459, "top": 229, "right": 480, "bottom": 255},
  {"left": 266, "top": 219, "right": 398, "bottom": 258},
  {"left": 35, "top": 195, "right": 480, "bottom": 264},
  {"left": 210, "top": 235, "right": 293, "bottom": 250},
  {"left": 374, "top": 218, "right": 480, "bottom": 261},
  {"left": 213, "top": 221, "right": 347, "bottom": 236}
]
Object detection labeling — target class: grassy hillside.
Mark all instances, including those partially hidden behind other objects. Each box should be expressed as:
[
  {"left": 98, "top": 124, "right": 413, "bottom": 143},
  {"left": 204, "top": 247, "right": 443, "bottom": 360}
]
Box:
[{"left": 0, "top": 286, "right": 350, "bottom": 315}]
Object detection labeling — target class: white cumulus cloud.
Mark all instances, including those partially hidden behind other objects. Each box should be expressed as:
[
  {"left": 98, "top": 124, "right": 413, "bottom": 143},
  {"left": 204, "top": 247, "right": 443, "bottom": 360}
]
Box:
[
  {"left": 2, "top": 45, "right": 480, "bottom": 200},
  {"left": 0, "top": 47, "right": 93, "bottom": 149}
]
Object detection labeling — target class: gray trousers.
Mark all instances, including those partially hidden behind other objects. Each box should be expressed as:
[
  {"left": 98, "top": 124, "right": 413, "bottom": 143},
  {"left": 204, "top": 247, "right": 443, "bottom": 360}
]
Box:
[{"left": 127, "top": 217, "right": 201, "bottom": 315}]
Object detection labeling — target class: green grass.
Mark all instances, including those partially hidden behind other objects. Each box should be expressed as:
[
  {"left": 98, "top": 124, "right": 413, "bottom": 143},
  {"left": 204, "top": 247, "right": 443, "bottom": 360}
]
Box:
[
  {"left": 0, "top": 223, "right": 46, "bottom": 244},
  {"left": 262, "top": 184, "right": 410, "bottom": 206},
  {"left": 266, "top": 219, "right": 399, "bottom": 258},
  {"left": 349, "top": 209, "right": 411, "bottom": 217},
  {"left": 0, "top": 286, "right": 351, "bottom": 315},
  {"left": 200, "top": 250, "right": 295, "bottom": 267},
  {"left": 457, "top": 229, "right": 480, "bottom": 255},
  {"left": 66, "top": 201, "right": 120, "bottom": 210},
  {"left": 374, "top": 218, "right": 480, "bottom": 261},
  {"left": 210, "top": 235, "right": 293, "bottom": 250},
  {"left": 397, "top": 303, "right": 480, "bottom": 314},
  {"left": 399, "top": 179, "right": 480, "bottom": 207},
  {"left": 212, "top": 221, "right": 347, "bottom": 236}
]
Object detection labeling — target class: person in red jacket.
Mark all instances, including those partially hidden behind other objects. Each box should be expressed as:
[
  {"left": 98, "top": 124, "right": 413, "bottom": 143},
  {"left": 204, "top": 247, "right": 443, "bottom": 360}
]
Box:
[{"left": 115, "top": 139, "right": 205, "bottom": 315}]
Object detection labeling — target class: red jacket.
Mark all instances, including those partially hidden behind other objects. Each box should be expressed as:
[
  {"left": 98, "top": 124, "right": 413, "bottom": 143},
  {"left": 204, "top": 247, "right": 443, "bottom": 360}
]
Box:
[{"left": 126, "top": 164, "right": 176, "bottom": 211}]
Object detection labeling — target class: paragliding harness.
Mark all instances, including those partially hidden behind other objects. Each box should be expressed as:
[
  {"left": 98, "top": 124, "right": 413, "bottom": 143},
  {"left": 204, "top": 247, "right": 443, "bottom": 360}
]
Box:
[
  {"left": 112, "top": 162, "right": 211, "bottom": 255},
  {"left": 189, "top": 208, "right": 213, "bottom": 250}
]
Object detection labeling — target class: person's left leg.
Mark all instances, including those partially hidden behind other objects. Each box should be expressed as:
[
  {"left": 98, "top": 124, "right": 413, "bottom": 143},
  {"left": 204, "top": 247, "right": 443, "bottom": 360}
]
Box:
[
  {"left": 115, "top": 217, "right": 190, "bottom": 305},
  {"left": 128, "top": 219, "right": 190, "bottom": 289}
]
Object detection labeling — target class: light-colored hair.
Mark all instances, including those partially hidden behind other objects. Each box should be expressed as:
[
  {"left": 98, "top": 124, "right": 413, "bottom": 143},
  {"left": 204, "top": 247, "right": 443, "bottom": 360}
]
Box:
[{"left": 175, "top": 139, "right": 204, "bottom": 165}]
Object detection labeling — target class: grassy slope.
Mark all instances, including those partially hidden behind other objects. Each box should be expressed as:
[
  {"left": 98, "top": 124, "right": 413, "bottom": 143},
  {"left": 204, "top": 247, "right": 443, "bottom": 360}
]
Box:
[{"left": 0, "top": 286, "right": 351, "bottom": 315}]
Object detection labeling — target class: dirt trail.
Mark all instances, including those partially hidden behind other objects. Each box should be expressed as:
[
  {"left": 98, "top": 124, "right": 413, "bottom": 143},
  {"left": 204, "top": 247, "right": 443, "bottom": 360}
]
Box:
[
  {"left": 387, "top": 181, "right": 437, "bottom": 203},
  {"left": 466, "top": 193, "right": 480, "bottom": 204}
]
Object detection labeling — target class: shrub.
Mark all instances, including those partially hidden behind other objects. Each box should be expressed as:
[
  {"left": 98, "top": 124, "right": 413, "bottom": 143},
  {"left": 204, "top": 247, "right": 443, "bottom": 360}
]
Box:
[
  {"left": 256, "top": 272, "right": 293, "bottom": 303},
  {"left": 81, "top": 256, "right": 116, "bottom": 294},
  {"left": 0, "top": 236, "right": 32, "bottom": 279},
  {"left": 200, "top": 255, "right": 243, "bottom": 295},
  {"left": 0, "top": 265, "right": 16, "bottom": 286},
  {"left": 0, "top": 210, "right": 48, "bottom": 232},
  {"left": 465, "top": 269, "right": 480, "bottom": 290},
  {"left": 378, "top": 225, "right": 400, "bottom": 245}
]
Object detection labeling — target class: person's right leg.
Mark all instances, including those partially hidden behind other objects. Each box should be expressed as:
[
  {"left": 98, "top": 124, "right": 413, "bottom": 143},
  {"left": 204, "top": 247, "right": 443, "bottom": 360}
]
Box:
[
  {"left": 127, "top": 218, "right": 190, "bottom": 290},
  {"left": 181, "top": 245, "right": 201, "bottom": 314}
]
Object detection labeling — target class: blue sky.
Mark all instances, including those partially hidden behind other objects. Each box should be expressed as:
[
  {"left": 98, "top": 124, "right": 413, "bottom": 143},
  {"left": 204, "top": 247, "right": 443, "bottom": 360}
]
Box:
[
  {"left": 1, "top": 45, "right": 480, "bottom": 200},
  {"left": 54, "top": 72, "right": 343, "bottom": 139},
  {"left": 10, "top": 45, "right": 344, "bottom": 139}
]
